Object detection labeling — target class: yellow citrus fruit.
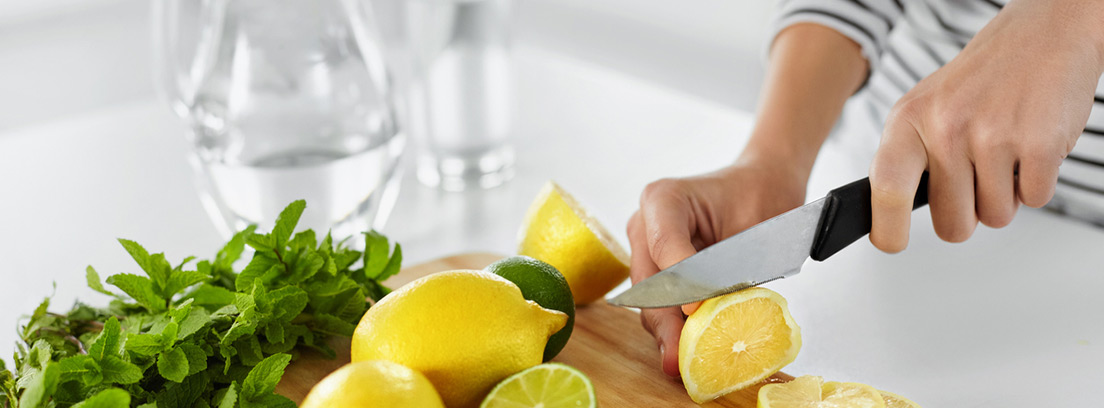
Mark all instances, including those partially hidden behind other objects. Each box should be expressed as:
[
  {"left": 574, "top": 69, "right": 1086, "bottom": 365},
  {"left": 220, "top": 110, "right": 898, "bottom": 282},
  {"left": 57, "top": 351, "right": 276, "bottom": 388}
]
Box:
[
  {"left": 880, "top": 390, "right": 922, "bottom": 408},
  {"left": 757, "top": 375, "right": 886, "bottom": 408},
  {"left": 517, "top": 181, "right": 630, "bottom": 304},
  {"left": 679, "top": 287, "right": 801, "bottom": 403},
  {"left": 351, "top": 270, "right": 568, "bottom": 408},
  {"left": 300, "top": 360, "right": 444, "bottom": 408}
]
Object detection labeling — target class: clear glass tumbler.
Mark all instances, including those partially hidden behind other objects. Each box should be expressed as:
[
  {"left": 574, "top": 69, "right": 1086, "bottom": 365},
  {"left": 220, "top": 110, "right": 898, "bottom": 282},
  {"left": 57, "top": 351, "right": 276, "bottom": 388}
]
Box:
[
  {"left": 407, "top": 0, "right": 516, "bottom": 191},
  {"left": 153, "top": 0, "right": 405, "bottom": 240}
]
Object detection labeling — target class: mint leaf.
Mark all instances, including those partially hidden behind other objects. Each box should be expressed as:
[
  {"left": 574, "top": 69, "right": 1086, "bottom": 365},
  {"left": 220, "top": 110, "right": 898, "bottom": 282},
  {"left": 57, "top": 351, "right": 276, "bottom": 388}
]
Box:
[
  {"left": 263, "top": 286, "right": 308, "bottom": 322},
  {"left": 235, "top": 259, "right": 279, "bottom": 292},
  {"left": 263, "top": 323, "right": 285, "bottom": 345},
  {"left": 308, "top": 314, "right": 356, "bottom": 337},
  {"left": 179, "top": 344, "right": 208, "bottom": 376},
  {"left": 363, "top": 231, "right": 402, "bottom": 282},
  {"left": 118, "top": 239, "right": 170, "bottom": 288},
  {"left": 378, "top": 243, "right": 402, "bottom": 282},
  {"left": 86, "top": 266, "right": 118, "bottom": 298},
  {"left": 163, "top": 271, "right": 208, "bottom": 299},
  {"left": 73, "top": 388, "right": 130, "bottom": 408},
  {"left": 175, "top": 307, "right": 211, "bottom": 340},
  {"left": 58, "top": 355, "right": 101, "bottom": 385},
  {"left": 181, "top": 284, "right": 236, "bottom": 309},
  {"left": 99, "top": 356, "right": 142, "bottom": 384},
  {"left": 289, "top": 230, "right": 316, "bottom": 251},
  {"left": 88, "top": 317, "right": 122, "bottom": 361},
  {"left": 155, "top": 371, "right": 208, "bottom": 408},
  {"left": 106, "top": 274, "right": 166, "bottom": 313},
  {"left": 362, "top": 230, "right": 389, "bottom": 278},
  {"left": 19, "top": 362, "right": 60, "bottom": 408},
  {"left": 216, "top": 226, "right": 255, "bottom": 270},
  {"left": 157, "top": 347, "right": 189, "bottom": 383},
  {"left": 242, "top": 393, "right": 297, "bottom": 408},
  {"left": 125, "top": 333, "right": 169, "bottom": 357},
  {"left": 239, "top": 353, "right": 291, "bottom": 402},
  {"left": 217, "top": 383, "right": 239, "bottom": 408},
  {"left": 286, "top": 250, "right": 324, "bottom": 284},
  {"left": 272, "top": 200, "right": 306, "bottom": 247}
]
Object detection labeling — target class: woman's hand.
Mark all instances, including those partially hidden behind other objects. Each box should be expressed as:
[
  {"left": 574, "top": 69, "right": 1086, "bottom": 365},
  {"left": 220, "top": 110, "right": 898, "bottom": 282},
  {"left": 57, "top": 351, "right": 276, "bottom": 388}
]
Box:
[
  {"left": 869, "top": 0, "right": 1104, "bottom": 252},
  {"left": 627, "top": 162, "right": 806, "bottom": 377},
  {"left": 625, "top": 23, "right": 869, "bottom": 377}
]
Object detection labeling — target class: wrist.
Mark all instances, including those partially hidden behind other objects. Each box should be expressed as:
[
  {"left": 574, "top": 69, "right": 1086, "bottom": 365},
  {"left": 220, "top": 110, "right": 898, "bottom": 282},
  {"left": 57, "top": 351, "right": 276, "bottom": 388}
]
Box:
[{"left": 732, "top": 149, "right": 811, "bottom": 191}]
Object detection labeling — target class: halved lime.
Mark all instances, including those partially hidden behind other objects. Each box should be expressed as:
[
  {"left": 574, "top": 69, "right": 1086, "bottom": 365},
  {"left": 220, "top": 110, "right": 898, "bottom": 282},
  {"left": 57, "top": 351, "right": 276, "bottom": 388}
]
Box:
[{"left": 480, "top": 363, "right": 597, "bottom": 408}]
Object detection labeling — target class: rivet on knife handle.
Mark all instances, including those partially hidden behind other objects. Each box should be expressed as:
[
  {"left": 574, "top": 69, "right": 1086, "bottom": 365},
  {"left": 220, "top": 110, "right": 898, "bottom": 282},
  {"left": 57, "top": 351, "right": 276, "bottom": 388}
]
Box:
[{"left": 809, "top": 172, "right": 930, "bottom": 261}]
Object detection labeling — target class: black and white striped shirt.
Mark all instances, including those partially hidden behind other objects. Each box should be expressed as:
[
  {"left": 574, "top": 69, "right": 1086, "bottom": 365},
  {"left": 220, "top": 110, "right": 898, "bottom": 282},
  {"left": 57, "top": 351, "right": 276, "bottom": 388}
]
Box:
[{"left": 773, "top": 0, "right": 1104, "bottom": 226}]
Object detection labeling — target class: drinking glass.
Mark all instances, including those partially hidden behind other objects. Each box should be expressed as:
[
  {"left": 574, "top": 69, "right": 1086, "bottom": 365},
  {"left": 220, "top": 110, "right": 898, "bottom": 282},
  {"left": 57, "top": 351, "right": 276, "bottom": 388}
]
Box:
[
  {"left": 406, "top": 0, "right": 516, "bottom": 191},
  {"left": 153, "top": 0, "right": 405, "bottom": 239}
]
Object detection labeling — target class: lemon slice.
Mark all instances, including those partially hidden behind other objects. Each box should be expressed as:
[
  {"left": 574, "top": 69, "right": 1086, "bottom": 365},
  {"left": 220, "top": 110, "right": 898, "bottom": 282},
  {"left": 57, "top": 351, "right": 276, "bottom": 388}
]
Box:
[
  {"left": 679, "top": 287, "right": 801, "bottom": 403},
  {"left": 880, "top": 390, "right": 922, "bottom": 408},
  {"left": 518, "top": 181, "right": 630, "bottom": 304},
  {"left": 758, "top": 376, "right": 886, "bottom": 408},
  {"left": 480, "top": 363, "right": 597, "bottom": 408}
]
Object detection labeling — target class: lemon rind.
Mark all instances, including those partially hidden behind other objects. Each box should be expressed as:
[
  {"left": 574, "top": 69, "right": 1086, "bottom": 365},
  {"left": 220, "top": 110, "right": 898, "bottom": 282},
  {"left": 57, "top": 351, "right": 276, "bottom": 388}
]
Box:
[{"left": 517, "top": 181, "right": 630, "bottom": 267}]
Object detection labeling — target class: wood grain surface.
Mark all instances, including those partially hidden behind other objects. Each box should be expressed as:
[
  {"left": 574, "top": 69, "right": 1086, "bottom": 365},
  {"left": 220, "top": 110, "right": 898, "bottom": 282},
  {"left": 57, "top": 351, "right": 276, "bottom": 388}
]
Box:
[{"left": 275, "top": 252, "right": 792, "bottom": 407}]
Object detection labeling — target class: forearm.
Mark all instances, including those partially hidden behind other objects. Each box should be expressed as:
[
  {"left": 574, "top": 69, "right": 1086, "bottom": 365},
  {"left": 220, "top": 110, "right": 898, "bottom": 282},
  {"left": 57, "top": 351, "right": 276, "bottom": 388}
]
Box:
[{"left": 738, "top": 23, "right": 869, "bottom": 184}]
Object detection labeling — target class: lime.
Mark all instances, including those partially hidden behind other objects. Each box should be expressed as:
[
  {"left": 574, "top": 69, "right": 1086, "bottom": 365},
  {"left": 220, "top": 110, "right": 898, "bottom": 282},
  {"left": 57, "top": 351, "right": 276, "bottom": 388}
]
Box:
[
  {"left": 485, "top": 256, "right": 575, "bottom": 361},
  {"left": 480, "top": 363, "right": 597, "bottom": 408}
]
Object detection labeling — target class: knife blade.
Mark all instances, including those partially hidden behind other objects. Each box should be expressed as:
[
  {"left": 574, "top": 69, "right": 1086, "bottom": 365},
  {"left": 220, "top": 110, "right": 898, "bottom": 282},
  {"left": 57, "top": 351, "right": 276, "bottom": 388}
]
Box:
[{"left": 607, "top": 173, "right": 929, "bottom": 308}]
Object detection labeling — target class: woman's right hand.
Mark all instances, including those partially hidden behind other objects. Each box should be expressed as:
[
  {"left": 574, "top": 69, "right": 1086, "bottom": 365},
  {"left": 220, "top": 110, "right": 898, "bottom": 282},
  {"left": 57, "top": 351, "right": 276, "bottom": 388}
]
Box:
[{"left": 626, "top": 160, "right": 807, "bottom": 377}]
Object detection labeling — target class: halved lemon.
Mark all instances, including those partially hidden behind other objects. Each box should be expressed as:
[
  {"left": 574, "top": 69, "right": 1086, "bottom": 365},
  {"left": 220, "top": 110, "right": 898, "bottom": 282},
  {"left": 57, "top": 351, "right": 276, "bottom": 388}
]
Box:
[
  {"left": 679, "top": 287, "right": 801, "bottom": 403},
  {"left": 479, "top": 363, "right": 597, "bottom": 408},
  {"left": 517, "top": 181, "right": 630, "bottom": 304},
  {"left": 880, "top": 390, "right": 922, "bottom": 408},
  {"left": 758, "top": 376, "right": 885, "bottom": 408}
]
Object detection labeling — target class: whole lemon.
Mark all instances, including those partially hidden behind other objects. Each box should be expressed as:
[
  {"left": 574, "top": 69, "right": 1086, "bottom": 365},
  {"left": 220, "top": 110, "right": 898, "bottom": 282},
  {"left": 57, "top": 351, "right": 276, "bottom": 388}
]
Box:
[
  {"left": 351, "top": 270, "right": 568, "bottom": 408},
  {"left": 300, "top": 360, "right": 444, "bottom": 408}
]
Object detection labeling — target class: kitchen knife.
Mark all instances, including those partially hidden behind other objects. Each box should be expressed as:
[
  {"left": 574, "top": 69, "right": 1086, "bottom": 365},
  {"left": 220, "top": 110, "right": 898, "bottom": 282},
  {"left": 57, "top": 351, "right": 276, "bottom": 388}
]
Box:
[{"left": 607, "top": 173, "right": 930, "bottom": 308}]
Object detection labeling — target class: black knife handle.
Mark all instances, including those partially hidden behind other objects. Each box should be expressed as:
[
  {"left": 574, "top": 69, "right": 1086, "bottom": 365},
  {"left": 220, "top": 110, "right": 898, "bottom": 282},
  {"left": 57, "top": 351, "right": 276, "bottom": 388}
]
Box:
[{"left": 809, "top": 172, "right": 930, "bottom": 261}]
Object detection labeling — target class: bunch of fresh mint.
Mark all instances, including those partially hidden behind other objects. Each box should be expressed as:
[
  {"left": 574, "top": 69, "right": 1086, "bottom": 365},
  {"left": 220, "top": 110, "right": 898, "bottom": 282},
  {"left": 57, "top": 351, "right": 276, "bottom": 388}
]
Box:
[{"left": 0, "top": 200, "right": 401, "bottom": 408}]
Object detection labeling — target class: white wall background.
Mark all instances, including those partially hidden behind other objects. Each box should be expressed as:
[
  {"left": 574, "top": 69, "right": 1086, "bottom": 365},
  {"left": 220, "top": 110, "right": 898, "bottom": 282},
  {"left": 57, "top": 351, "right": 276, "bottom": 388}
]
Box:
[{"left": 0, "top": 0, "right": 779, "bottom": 131}]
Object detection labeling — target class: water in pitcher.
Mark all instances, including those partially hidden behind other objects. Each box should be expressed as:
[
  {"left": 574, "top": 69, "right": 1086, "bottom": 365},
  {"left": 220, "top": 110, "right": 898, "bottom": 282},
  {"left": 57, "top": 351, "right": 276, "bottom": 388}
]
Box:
[{"left": 176, "top": 0, "right": 405, "bottom": 239}]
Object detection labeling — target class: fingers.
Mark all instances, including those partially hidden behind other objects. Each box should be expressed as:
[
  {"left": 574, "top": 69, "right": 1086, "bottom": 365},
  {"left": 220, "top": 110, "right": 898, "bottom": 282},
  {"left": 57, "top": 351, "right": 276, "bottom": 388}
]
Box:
[
  {"left": 627, "top": 211, "right": 684, "bottom": 377},
  {"left": 973, "top": 151, "right": 1018, "bottom": 228},
  {"left": 1016, "top": 148, "right": 1062, "bottom": 208},
  {"left": 639, "top": 308, "right": 684, "bottom": 377},
  {"left": 928, "top": 155, "right": 978, "bottom": 242},
  {"left": 680, "top": 302, "right": 701, "bottom": 316},
  {"left": 639, "top": 180, "right": 700, "bottom": 269},
  {"left": 869, "top": 117, "right": 929, "bottom": 253}
]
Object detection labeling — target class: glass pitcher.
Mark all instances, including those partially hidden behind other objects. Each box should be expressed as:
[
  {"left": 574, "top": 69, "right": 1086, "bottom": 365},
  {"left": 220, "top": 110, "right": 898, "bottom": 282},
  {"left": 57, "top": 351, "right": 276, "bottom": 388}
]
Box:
[{"left": 153, "top": 0, "right": 405, "bottom": 240}]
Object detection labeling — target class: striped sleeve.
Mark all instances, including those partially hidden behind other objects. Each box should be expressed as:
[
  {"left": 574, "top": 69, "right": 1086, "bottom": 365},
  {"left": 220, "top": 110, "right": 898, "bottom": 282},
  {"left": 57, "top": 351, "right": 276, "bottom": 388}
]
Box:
[{"left": 769, "top": 0, "right": 904, "bottom": 74}]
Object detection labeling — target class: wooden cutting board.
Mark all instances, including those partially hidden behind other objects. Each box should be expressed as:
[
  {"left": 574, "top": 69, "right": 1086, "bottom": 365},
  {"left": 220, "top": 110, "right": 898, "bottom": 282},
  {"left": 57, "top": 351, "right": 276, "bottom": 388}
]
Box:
[{"left": 275, "top": 252, "right": 792, "bottom": 407}]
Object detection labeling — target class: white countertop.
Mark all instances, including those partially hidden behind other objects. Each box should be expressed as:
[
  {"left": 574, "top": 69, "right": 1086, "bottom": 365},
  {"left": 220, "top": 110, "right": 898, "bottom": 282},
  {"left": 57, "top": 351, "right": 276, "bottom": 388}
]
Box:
[{"left": 1, "top": 46, "right": 1101, "bottom": 407}]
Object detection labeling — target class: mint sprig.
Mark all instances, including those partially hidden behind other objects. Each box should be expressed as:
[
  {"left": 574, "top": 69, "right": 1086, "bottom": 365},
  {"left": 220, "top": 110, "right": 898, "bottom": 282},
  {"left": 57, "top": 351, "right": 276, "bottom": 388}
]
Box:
[{"left": 0, "top": 200, "right": 400, "bottom": 407}]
